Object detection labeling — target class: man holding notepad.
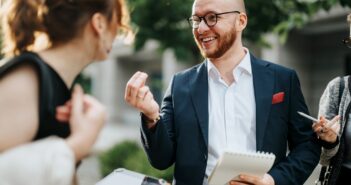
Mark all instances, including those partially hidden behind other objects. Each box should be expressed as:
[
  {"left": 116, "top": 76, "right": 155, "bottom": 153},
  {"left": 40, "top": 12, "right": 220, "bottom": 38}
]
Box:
[{"left": 125, "top": 0, "right": 321, "bottom": 184}]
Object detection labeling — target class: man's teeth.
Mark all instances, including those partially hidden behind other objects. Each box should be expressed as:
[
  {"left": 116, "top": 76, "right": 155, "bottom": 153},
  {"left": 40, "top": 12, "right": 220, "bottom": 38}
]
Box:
[{"left": 202, "top": 37, "right": 215, "bottom": 42}]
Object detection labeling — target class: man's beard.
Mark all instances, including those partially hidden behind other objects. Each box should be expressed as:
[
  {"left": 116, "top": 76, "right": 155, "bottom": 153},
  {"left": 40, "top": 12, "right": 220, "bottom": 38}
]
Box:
[{"left": 195, "top": 27, "right": 237, "bottom": 59}]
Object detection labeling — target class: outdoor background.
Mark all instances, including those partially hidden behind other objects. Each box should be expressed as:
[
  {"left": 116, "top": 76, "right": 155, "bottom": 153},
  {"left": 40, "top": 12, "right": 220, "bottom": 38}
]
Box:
[
  {"left": 67, "top": 1, "right": 351, "bottom": 184},
  {"left": 2, "top": 0, "right": 351, "bottom": 185}
]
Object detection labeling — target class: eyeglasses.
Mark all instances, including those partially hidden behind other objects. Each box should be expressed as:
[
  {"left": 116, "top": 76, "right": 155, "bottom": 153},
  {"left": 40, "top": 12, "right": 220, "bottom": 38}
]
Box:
[{"left": 187, "top": 11, "right": 240, "bottom": 29}]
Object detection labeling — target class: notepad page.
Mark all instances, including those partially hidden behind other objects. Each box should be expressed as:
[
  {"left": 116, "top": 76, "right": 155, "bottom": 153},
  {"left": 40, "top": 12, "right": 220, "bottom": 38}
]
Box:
[{"left": 208, "top": 151, "right": 275, "bottom": 185}]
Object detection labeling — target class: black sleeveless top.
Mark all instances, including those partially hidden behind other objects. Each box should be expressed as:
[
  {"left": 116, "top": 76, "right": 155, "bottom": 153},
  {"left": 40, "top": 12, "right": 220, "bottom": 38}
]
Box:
[{"left": 0, "top": 52, "right": 71, "bottom": 140}]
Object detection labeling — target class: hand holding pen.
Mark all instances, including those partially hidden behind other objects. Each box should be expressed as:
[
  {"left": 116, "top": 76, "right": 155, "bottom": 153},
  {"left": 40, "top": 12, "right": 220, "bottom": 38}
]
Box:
[
  {"left": 298, "top": 112, "right": 340, "bottom": 143},
  {"left": 312, "top": 115, "right": 340, "bottom": 143}
]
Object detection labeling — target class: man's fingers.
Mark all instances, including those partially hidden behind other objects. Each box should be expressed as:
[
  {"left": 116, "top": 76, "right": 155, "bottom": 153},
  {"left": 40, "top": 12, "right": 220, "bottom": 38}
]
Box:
[
  {"left": 130, "top": 72, "right": 148, "bottom": 97},
  {"left": 137, "top": 86, "right": 150, "bottom": 100},
  {"left": 126, "top": 72, "right": 148, "bottom": 105},
  {"left": 144, "top": 90, "right": 154, "bottom": 102},
  {"left": 229, "top": 181, "right": 249, "bottom": 185},
  {"left": 125, "top": 71, "right": 141, "bottom": 98},
  {"left": 238, "top": 174, "right": 258, "bottom": 183},
  {"left": 229, "top": 174, "right": 257, "bottom": 185}
]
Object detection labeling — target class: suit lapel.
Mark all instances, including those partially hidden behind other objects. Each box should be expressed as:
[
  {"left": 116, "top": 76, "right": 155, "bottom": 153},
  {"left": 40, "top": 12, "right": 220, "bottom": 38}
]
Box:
[
  {"left": 190, "top": 62, "right": 209, "bottom": 147},
  {"left": 189, "top": 57, "right": 274, "bottom": 149},
  {"left": 251, "top": 55, "right": 275, "bottom": 151}
]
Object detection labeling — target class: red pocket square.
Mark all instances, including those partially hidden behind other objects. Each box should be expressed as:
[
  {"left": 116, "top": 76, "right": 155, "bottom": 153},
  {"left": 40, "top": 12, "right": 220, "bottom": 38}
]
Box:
[{"left": 272, "top": 92, "right": 285, "bottom": 104}]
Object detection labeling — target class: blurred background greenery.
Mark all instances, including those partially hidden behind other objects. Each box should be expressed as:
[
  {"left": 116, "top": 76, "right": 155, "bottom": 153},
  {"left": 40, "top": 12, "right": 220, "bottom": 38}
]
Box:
[{"left": 126, "top": 0, "right": 351, "bottom": 62}]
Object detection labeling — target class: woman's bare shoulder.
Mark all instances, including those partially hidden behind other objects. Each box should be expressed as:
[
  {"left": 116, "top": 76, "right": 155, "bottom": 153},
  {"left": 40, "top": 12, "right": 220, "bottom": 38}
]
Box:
[{"left": 0, "top": 63, "right": 40, "bottom": 152}]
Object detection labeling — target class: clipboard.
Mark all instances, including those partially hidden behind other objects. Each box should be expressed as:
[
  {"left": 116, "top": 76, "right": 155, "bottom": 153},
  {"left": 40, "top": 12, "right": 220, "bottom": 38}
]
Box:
[{"left": 208, "top": 151, "right": 275, "bottom": 185}]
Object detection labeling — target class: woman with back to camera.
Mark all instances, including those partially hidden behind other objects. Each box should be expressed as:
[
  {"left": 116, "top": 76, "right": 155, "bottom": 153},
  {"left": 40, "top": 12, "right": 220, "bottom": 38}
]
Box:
[
  {"left": 313, "top": 13, "right": 351, "bottom": 185},
  {"left": 0, "top": 0, "right": 130, "bottom": 184}
]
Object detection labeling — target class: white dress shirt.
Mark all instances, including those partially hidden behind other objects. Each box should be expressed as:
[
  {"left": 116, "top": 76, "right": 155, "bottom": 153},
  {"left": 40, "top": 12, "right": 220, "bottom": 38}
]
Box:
[{"left": 205, "top": 49, "right": 256, "bottom": 179}]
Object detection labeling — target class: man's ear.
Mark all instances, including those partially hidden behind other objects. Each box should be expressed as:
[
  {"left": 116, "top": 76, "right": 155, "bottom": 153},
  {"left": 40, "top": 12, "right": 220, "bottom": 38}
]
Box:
[
  {"left": 91, "top": 13, "right": 107, "bottom": 36},
  {"left": 236, "top": 13, "right": 247, "bottom": 32}
]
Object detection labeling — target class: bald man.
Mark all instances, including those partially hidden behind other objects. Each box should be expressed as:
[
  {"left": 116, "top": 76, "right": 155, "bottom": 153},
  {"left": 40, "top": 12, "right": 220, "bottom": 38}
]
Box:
[{"left": 125, "top": 0, "right": 320, "bottom": 184}]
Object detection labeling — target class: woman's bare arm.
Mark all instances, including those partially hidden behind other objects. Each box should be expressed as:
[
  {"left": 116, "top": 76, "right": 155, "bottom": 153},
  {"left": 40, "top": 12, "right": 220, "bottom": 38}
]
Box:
[{"left": 0, "top": 64, "right": 39, "bottom": 152}]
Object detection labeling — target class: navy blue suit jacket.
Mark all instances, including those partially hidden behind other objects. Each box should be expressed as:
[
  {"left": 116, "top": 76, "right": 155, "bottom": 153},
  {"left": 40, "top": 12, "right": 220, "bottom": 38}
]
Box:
[{"left": 141, "top": 55, "right": 321, "bottom": 185}]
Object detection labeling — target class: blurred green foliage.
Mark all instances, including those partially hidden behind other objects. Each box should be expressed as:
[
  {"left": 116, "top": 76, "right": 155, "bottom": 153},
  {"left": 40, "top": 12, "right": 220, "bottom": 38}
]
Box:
[
  {"left": 99, "top": 141, "right": 174, "bottom": 182},
  {"left": 73, "top": 73, "right": 92, "bottom": 94},
  {"left": 128, "top": 0, "right": 198, "bottom": 62},
  {"left": 126, "top": 0, "right": 351, "bottom": 62}
]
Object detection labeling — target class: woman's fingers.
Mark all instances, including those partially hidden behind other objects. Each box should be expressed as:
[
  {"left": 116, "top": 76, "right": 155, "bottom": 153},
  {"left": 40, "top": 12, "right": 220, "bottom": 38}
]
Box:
[
  {"left": 326, "top": 115, "right": 340, "bottom": 128},
  {"left": 83, "top": 95, "right": 106, "bottom": 122},
  {"left": 71, "top": 84, "right": 84, "bottom": 118},
  {"left": 330, "top": 121, "right": 341, "bottom": 134},
  {"left": 56, "top": 106, "right": 71, "bottom": 122}
]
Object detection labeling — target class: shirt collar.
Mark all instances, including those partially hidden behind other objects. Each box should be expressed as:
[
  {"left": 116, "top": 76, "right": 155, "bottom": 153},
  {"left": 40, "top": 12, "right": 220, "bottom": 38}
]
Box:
[
  {"left": 207, "top": 48, "right": 252, "bottom": 82},
  {"left": 207, "top": 59, "right": 221, "bottom": 81},
  {"left": 235, "top": 48, "right": 252, "bottom": 75}
]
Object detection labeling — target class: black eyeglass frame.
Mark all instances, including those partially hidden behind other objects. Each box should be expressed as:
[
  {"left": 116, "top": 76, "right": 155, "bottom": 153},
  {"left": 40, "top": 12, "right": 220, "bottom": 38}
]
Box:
[{"left": 187, "top": 10, "right": 241, "bottom": 29}]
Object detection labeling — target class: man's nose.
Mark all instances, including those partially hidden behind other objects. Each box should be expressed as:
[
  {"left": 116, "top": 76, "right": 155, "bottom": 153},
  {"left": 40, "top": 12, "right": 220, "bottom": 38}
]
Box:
[{"left": 197, "top": 20, "right": 210, "bottom": 34}]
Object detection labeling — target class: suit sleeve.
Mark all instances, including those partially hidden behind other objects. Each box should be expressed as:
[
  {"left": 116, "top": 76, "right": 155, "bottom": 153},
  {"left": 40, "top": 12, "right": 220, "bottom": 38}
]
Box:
[
  {"left": 140, "top": 76, "right": 176, "bottom": 170},
  {"left": 268, "top": 71, "right": 321, "bottom": 185}
]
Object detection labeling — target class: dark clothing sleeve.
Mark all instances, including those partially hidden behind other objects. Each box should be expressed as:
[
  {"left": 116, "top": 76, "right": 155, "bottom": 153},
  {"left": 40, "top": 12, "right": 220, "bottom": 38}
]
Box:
[{"left": 140, "top": 77, "right": 176, "bottom": 170}]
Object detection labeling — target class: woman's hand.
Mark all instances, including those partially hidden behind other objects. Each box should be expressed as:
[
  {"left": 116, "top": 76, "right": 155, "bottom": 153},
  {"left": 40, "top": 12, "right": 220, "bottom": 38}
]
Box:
[
  {"left": 312, "top": 115, "right": 340, "bottom": 143},
  {"left": 56, "top": 85, "right": 106, "bottom": 161}
]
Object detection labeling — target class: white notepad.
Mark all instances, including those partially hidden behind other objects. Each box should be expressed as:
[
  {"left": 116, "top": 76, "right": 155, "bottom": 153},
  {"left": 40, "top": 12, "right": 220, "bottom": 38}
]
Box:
[{"left": 208, "top": 151, "right": 276, "bottom": 185}]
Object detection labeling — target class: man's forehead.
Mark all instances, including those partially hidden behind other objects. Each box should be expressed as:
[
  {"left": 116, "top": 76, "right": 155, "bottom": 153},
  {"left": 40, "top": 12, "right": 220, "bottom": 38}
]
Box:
[{"left": 192, "top": 0, "right": 238, "bottom": 13}]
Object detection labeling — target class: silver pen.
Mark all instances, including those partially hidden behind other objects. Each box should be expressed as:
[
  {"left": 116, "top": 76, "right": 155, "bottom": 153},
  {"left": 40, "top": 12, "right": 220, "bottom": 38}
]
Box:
[
  {"left": 297, "top": 111, "right": 319, "bottom": 122},
  {"left": 297, "top": 111, "right": 339, "bottom": 136}
]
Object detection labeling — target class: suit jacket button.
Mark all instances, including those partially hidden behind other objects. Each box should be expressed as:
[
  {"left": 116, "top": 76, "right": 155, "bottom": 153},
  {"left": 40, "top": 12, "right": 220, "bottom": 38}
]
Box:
[{"left": 204, "top": 154, "right": 207, "bottom": 161}]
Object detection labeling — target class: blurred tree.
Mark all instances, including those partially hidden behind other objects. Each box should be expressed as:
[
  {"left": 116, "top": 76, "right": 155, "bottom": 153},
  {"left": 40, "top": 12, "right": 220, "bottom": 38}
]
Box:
[
  {"left": 127, "top": 0, "right": 351, "bottom": 62},
  {"left": 128, "top": 0, "right": 197, "bottom": 62}
]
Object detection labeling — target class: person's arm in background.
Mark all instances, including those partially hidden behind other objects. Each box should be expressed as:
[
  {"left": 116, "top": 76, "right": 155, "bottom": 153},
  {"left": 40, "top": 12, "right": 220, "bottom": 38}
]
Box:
[
  {"left": 317, "top": 77, "right": 343, "bottom": 166},
  {"left": 0, "top": 85, "right": 106, "bottom": 185},
  {"left": 62, "top": 85, "right": 107, "bottom": 161}
]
